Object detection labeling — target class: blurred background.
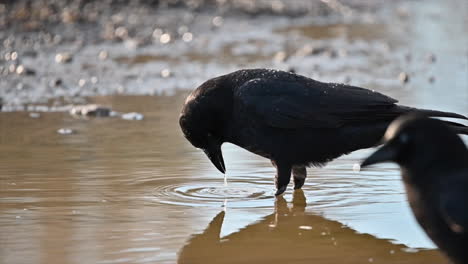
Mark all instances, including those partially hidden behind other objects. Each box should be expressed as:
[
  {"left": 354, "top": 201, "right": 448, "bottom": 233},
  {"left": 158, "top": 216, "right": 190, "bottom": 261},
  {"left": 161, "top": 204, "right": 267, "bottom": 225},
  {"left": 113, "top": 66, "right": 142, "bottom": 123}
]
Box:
[{"left": 0, "top": 0, "right": 467, "bottom": 263}]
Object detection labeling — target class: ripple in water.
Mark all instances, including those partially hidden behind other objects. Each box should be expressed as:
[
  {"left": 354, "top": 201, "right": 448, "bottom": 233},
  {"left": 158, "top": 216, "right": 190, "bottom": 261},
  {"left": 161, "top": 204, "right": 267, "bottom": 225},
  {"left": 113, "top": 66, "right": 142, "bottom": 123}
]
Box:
[{"left": 152, "top": 177, "right": 276, "bottom": 208}]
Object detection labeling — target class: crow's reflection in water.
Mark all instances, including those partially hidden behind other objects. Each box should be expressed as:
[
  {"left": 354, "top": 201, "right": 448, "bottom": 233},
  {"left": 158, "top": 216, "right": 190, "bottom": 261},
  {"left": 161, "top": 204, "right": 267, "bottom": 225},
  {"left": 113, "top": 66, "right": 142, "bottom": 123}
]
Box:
[{"left": 178, "top": 190, "right": 443, "bottom": 264}]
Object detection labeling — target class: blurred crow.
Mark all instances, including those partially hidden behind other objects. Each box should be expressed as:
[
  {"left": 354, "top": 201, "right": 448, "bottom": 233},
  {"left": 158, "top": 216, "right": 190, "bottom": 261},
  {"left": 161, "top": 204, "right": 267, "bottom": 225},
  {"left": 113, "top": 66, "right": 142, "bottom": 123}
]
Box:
[
  {"left": 179, "top": 69, "right": 468, "bottom": 195},
  {"left": 361, "top": 115, "right": 468, "bottom": 264}
]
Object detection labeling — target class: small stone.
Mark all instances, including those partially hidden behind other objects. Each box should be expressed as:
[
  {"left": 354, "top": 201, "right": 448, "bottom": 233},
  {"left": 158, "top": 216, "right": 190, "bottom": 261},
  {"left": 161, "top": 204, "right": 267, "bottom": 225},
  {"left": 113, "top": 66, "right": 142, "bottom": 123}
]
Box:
[
  {"left": 182, "top": 32, "right": 193, "bottom": 42},
  {"left": 8, "top": 64, "right": 16, "bottom": 73},
  {"left": 78, "top": 79, "right": 87, "bottom": 87},
  {"left": 212, "top": 16, "right": 224, "bottom": 27},
  {"left": 160, "top": 33, "right": 171, "bottom": 44},
  {"left": 115, "top": 27, "right": 128, "bottom": 39},
  {"left": 70, "top": 104, "right": 111, "bottom": 117},
  {"left": 121, "top": 112, "right": 144, "bottom": 121},
  {"left": 55, "top": 53, "right": 73, "bottom": 63},
  {"left": 398, "top": 72, "right": 409, "bottom": 83},
  {"left": 428, "top": 76, "right": 435, "bottom": 83},
  {"left": 427, "top": 53, "right": 436, "bottom": 63},
  {"left": 16, "top": 65, "right": 35, "bottom": 75},
  {"left": 98, "top": 51, "right": 108, "bottom": 60},
  {"left": 49, "top": 78, "right": 63, "bottom": 87},
  {"left": 152, "top": 28, "right": 163, "bottom": 39},
  {"left": 161, "top": 69, "right": 172, "bottom": 78},
  {"left": 29, "top": 112, "right": 40, "bottom": 118},
  {"left": 4, "top": 52, "right": 11, "bottom": 61},
  {"left": 57, "top": 128, "right": 74, "bottom": 135},
  {"left": 273, "top": 51, "right": 287, "bottom": 63},
  {"left": 10, "top": 51, "right": 18, "bottom": 61}
]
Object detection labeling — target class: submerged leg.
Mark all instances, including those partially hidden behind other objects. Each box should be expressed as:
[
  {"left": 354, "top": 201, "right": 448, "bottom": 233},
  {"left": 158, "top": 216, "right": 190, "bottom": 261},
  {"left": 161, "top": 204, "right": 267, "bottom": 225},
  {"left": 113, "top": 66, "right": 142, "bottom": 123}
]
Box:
[
  {"left": 271, "top": 160, "right": 292, "bottom": 196},
  {"left": 292, "top": 165, "right": 307, "bottom": 190}
]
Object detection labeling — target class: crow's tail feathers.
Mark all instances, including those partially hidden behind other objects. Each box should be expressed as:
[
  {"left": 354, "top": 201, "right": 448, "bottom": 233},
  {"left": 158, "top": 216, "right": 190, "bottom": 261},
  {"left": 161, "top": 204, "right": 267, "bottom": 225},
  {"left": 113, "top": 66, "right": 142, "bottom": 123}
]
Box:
[{"left": 399, "top": 106, "right": 468, "bottom": 135}]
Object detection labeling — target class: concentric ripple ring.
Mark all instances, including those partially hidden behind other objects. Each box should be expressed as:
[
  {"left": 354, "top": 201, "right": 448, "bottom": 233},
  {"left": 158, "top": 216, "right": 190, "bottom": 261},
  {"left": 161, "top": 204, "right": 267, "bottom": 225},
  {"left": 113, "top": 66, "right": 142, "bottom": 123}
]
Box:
[{"left": 151, "top": 177, "right": 276, "bottom": 208}]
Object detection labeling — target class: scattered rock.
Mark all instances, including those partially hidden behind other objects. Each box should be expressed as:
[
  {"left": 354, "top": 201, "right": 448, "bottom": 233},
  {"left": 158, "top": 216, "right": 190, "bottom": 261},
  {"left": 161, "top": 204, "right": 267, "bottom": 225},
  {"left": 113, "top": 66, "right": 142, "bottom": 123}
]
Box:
[
  {"left": 70, "top": 104, "right": 112, "bottom": 117},
  {"left": 428, "top": 76, "right": 435, "bottom": 83},
  {"left": 55, "top": 52, "right": 73, "bottom": 63},
  {"left": 98, "top": 51, "right": 108, "bottom": 60},
  {"left": 295, "top": 44, "right": 328, "bottom": 57},
  {"left": 16, "top": 65, "right": 36, "bottom": 75},
  {"left": 212, "top": 16, "right": 224, "bottom": 27},
  {"left": 78, "top": 79, "right": 87, "bottom": 87},
  {"left": 273, "top": 51, "right": 288, "bottom": 63},
  {"left": 49, "top": 78, "right": 63, "bottom": 87},
  {"left": 57, "top": 128, "right": 74, "bottom": 135},
  {"left": 398, "top": 72, "right": 409, "bottom": 84},
  {"left": 121, "top": 112, "right": 144, "bottom": 120},
  {"left": 426, "top": 53, "right": 436, "bottom": 63},
  {"left": 161, "top": 68, "right": 172, "bottom": 78},
  {"left": 29, "top": 112, "right": 40, "bottom": 118}
]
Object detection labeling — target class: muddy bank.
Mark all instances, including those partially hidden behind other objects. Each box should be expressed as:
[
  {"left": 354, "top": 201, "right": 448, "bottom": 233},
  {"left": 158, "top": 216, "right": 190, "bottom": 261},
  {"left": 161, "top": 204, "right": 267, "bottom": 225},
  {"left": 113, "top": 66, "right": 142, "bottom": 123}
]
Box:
[
  {"left": 1, "top": 0, "right": 393, "bottom": 109},
  {"left": 0, "top": 0, "right": 466, "bottom": 113}
]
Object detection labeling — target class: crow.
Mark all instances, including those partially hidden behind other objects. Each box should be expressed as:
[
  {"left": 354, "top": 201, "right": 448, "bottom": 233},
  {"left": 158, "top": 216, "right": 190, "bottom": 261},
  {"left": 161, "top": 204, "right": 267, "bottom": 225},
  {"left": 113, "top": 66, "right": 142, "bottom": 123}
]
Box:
[
  {"left": 361, "top": 115, "right": 468, "bottom": 264},
  {"left": 179, "top": 69, "right": 468, "bottom": 195}
]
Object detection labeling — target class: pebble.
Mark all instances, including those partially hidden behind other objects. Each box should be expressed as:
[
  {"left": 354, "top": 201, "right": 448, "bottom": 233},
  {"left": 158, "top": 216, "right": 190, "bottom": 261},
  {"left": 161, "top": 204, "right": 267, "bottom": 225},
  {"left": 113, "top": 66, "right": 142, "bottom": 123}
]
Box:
[
  {"left": 55, "top": 52, "right": 73, "bottom": 63},
  {"left": 161, "top": 69, "right": 172, "bottom": 78},
  {"left": 57, "top": 128, "right": 74, "bottom": 135},
  {"left": 29, "top": 112, "right": 40, "bottom": 118},
  {"left": 398, "top": 72, "right": 409, "bottom": 83},
  {"left": 16, "top": 65, "right": 36, "bottom": 75},
  {"left": 70, "top": 104, "right": 111, "bottom": 117},
  {"left": 49, "top": 78, "right": 63, "bottom": 87},
  {"left": 427, "top": 53, "right": 436, "bottom": 63},
  {"left": 98, "top": 50, "right": 108, "bottom": 60},
  {"left": 121, "top": 112, "right": 144, "bottom": 120}
]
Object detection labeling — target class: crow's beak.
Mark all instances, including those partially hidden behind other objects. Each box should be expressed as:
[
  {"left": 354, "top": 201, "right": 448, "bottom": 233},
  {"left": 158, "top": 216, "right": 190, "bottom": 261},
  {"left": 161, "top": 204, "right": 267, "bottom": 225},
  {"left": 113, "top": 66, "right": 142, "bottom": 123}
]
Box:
[
  {"left": 203, "top": 144, "right": 226, "bottom": 174},
  {"left": 361, "top": 143, "right": 397, "bottom": 168}
]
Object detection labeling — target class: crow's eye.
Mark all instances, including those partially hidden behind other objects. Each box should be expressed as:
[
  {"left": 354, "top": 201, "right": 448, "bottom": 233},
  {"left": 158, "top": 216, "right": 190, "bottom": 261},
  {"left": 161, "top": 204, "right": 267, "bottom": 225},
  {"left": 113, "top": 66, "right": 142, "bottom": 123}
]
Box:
[{"left": 399, "top": 133, "right": 409, "bottom": 144}]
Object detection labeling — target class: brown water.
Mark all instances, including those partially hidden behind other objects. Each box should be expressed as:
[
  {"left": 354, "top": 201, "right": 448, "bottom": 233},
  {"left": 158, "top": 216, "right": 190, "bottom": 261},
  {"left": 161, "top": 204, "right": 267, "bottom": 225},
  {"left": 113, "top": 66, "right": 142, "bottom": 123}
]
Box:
[
  {"left": 1, "top": 0, "right": 468, "bottom": 263},
  {"left": 1, "top": 92, "right": 464, "bottom": 264}
]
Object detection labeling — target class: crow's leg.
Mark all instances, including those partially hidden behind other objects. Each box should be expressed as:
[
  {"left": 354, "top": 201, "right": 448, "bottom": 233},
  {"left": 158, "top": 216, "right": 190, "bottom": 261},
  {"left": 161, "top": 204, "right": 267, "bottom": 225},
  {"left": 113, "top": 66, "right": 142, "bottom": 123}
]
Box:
[
  {"left": 271, "top": 160, "right": 292, "bottom": 196},
  {"left": 292, "top": 165, "right": 307, "bottom": 190}
]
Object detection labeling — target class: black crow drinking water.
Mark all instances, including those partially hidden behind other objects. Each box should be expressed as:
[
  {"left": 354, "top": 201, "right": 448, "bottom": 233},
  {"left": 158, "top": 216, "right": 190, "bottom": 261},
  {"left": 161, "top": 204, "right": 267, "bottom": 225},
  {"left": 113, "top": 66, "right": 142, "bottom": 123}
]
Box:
[
  {"left": 179, "top": 69, "right": 468, "bottom": 195},
  {"left": 361, "top": 115, "right": 468, "bottom": 264}
]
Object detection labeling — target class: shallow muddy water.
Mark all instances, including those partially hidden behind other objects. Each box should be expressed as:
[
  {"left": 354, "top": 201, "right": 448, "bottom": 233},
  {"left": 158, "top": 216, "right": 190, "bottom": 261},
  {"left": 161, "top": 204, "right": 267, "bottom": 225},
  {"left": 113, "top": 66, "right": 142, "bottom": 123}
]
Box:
[
  {"left": 1, "top": 0, "right": 468, "bottom": 263},
  {"left": 1, "top": 92, "right": 466, "bottom": 264}
]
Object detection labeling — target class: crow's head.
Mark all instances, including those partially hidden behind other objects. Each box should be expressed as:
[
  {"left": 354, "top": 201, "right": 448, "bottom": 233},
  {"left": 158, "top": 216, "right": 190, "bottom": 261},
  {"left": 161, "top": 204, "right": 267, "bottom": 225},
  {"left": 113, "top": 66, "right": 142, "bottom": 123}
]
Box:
[
  {"left": 361, "top": 114, "right": 467, "bottom": 177},
  {"left": 179, "top": 78, "right": 232, "bottom": 174}
]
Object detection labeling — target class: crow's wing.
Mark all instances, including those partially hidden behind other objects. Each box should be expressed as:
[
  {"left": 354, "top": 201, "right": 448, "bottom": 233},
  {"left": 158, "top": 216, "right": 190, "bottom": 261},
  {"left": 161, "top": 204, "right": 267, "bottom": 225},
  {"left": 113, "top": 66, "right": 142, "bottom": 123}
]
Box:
[
  {"left": 235, "top": 78, "right": 398, "bottom": 129},
  {"left": 439, "top": 176, "right": 468, "bottom": 234}
]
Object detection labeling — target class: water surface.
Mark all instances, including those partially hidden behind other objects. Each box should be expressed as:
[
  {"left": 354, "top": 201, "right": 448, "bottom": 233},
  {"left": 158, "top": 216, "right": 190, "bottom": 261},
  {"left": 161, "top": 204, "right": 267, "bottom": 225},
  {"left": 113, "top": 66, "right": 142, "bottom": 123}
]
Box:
[
  {"left": 1, "top": 92, "right": 465, "bottom": 263},
  {"left": 1, "top": 0, "right": 467, "bottom": 263}
]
